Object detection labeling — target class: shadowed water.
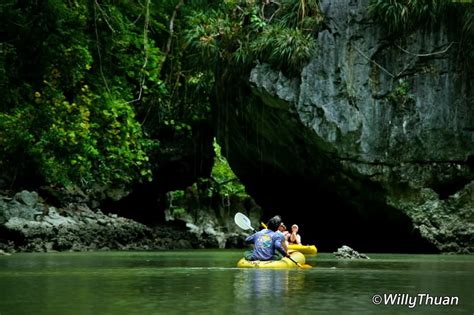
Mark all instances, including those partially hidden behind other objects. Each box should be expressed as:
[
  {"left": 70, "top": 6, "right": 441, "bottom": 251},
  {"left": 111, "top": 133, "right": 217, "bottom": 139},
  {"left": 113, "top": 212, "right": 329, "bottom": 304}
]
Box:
[{"left": 0, "top": 251, "right": 472, "bottom": 314}]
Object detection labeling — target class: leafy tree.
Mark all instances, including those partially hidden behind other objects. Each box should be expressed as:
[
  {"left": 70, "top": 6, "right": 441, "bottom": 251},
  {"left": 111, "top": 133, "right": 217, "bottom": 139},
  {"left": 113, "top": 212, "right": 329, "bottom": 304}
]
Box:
[{"left": 0, "top": 0, "right": 164, "bottom": 189}]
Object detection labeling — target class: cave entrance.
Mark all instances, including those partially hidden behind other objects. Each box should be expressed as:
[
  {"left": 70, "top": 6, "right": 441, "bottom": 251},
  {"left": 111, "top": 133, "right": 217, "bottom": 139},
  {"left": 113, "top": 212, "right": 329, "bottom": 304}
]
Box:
[{"left": 242, "top": 172, "right": 438, "bottom": 253}]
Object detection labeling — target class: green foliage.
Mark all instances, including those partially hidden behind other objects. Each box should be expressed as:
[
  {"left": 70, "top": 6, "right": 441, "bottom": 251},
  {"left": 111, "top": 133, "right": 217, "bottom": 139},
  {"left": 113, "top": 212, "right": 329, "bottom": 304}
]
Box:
[
  {"left": 0, "top": 0, "right": 168, "bottom": 189},
  {"left": 167, "top": 190, "right": 187, "bottom": 217},
  {"left": 184, "top": 0, "right": 324, "bottom": 75},
  {"left": 170, "top": 206, "right": 187, "bottom": 218},
  {"left": 250, "top": 25, "right": 316, "bottom": 72},
  {"left": 184, "top": 7, "right": 251, "bottom": 68},
  {"left": 368, "top": 0, "right": 473, "bottom": 73},
  {"left": 248, "top": 0, "right": 322, "bottom": 73},
  {"left": 184, "top": 10, "right": 228, "bottom": 61},
  {"left": 277, "top": 0, "right": 324, "bottom": 29},
  {"left": 211, "top": 139, "right": 247, "bottom": 197},
  {"left": 368, "top": 0, "right": 472, "bottom": 35},
  {"left": 165, "top": 138, "right": 249, "bottom": 218},
  {"left": 387, "top": 79, "right": 415, "bottom": 107},
  {"left": 0, "top": 0, "right": 325, "bottom": 193},
  {"left": 0, "top": 83, "right": 154, "bottom": 187}
]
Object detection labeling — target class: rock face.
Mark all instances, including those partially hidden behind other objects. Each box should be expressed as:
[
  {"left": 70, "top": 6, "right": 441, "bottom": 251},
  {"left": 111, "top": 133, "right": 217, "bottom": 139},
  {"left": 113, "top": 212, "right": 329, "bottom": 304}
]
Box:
[
  {"left": 164, "top": 180, "right": 263, "bottom": 248},
  {"left": 334, "top": 245, "right": 369, "bottom": 259},
  {"left": 215, "top": 0, "right": 473, "bottom": 252},
  {"left": 0, "top": 191, "right": 208, "bottom": 252}
]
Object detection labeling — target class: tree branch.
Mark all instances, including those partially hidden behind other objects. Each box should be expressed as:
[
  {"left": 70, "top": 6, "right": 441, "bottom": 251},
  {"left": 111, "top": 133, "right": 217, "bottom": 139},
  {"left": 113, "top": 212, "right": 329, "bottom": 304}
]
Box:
[
  {"left": 127, "top": 0, "right": 151, "bottom": 104},
  {"left": 163, "top": 0, "right": 185, "bottom": 64},
  {"left": 352, "top": 44, "right": 395, "bottom": 78},
  {"left": 395, "top": 41, "right": 454, "bottom": 57}
]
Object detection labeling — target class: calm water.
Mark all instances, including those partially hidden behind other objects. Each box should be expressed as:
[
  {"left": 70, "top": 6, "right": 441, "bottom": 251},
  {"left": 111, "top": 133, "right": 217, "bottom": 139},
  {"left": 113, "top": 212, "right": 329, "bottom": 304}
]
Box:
[{"left": 0, "top": 251, "right": 472, "bottom": 315}]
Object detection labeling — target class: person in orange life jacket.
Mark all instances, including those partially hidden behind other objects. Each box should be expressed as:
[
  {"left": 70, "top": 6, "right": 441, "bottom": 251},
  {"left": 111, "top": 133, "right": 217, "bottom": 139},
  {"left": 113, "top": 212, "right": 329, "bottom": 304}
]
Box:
[
  {"left": 287, "top": 224, "right": 302, "bottom": 245},
  {"left": 244, "top": 215, "right": 289, "bottom": 261}
]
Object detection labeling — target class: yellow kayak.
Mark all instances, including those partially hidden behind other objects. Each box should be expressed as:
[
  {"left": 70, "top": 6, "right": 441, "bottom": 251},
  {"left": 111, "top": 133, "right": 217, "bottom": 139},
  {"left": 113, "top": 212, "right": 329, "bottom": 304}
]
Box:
[
  {"left": 288, "top": 244, "right": 317, "bottom": 256},
  {"left": 237, "top": 251, "right": 306, "bottom": 269}
]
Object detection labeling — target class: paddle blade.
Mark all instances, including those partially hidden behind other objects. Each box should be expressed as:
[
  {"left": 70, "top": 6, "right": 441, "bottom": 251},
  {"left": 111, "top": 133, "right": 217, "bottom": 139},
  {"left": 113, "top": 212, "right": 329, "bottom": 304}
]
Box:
[{"left": 234, "top": 212, "right": 253, "bottom": 231}]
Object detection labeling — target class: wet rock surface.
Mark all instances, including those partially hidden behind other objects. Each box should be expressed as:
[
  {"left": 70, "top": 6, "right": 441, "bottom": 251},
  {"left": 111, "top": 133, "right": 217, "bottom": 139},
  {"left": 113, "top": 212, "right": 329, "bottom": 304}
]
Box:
[
  {"left": 0, "top": 190, "right": 224, "bottom": 253},
  {"left": 334, "top": 245, "right": 370, "bottom": 259}
]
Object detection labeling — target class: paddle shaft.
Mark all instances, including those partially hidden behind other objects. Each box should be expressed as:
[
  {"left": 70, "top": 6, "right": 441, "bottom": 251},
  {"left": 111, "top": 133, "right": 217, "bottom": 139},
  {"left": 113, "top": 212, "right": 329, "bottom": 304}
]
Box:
[{"left": 287, "top": 255, "right": 302, "bottom": 267}]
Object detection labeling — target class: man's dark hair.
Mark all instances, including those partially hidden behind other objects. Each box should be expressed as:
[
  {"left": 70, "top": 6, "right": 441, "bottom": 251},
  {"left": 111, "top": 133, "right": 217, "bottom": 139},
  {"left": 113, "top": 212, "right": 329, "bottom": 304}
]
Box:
[{"left": 267, "top": 215, "right": 282, "bottom": 231}]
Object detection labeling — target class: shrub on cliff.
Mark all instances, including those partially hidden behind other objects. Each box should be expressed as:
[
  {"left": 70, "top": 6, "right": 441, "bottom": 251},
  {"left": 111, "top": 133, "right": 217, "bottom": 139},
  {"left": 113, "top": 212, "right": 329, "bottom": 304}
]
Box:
[
  {"left": 184, "top": 0, "right": 324, "bottom": 75},
  {"left": 368, "top": 0, "right": 474, "bottom": 36}
]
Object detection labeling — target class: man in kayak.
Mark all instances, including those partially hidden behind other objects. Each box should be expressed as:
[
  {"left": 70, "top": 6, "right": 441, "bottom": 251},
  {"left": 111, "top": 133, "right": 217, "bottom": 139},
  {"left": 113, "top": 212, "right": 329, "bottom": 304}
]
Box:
[{"left": 244, "top": 215, "right": 290, "bottom": 261}]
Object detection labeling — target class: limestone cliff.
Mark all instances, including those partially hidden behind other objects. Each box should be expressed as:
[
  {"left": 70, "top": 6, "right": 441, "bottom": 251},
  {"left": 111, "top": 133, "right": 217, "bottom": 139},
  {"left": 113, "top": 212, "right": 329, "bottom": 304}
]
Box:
[{"left": 215, "top": 0, "right": 473, "bottom": 253}]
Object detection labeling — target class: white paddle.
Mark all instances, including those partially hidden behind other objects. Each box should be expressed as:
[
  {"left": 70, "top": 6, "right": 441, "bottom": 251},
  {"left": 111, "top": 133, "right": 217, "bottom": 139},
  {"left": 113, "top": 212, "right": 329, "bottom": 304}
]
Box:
[{"left": 234, "top": 212, "right": 256, "bottom": 233}]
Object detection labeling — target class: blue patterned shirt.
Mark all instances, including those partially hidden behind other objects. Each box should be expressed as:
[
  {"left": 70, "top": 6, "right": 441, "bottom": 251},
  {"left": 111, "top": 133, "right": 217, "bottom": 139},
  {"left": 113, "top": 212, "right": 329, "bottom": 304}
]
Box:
[{"left": 245, "top": 229, "right": 287, "bottom": 261}]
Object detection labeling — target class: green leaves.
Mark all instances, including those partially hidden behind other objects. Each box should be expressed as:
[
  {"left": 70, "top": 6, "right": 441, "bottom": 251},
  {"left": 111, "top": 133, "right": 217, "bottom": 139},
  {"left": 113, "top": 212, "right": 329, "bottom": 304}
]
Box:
[
  {"left": 368, "top": 0, "right": 473, "bottom": 73},
  {"left": 0, "top": 83, "right": 155, "bottom": 188},
  {"left": 184, "top": 9, "right": 239, "bottom": 62},
  {"left": 0, "top": 0, "right": 165, "bottom": 189},
  {"left": 184, "top": 0, "right": 322, "bottom": 75},
  {"left": 387, "top": 79, "right": 415, "bottom": 107},
  {"left": 368, "top": 0, "right": 451, "bottom": 34},
  {"left": 250, "top": 24, "right": 316, "bottom": 73},
  {"left": 211, "top": 138, "right": 247, "bottom": 197}
]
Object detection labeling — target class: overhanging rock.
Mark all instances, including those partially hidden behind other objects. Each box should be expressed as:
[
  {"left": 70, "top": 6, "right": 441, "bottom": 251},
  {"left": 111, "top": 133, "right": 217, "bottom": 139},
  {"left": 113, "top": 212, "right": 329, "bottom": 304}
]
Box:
[{"left": 215, "top": 0, "right": 473, "bottom": 253}]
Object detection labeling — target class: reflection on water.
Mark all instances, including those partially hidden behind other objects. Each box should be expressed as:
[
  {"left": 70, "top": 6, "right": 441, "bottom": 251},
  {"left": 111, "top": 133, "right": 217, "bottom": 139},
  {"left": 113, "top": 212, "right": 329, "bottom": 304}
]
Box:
[
  {"left": 234, "top": 269, "right": 291, "bottom": 299},
  {"left": 234, "top": 269, "right": 307, "bottom": 296},
  {"left": 233, "top": 269, "right": 307, "bottom": 314},
  {"left": 0, "top": 251, "right": 472, "bottom": 315}
]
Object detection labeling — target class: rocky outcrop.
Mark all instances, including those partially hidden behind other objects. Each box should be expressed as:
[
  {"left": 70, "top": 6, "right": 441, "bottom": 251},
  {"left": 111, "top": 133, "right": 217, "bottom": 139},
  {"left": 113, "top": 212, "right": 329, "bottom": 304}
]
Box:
[
  {"left": 164, "top": 179, "right": 263, "bottom": 248},
  {"left": 334, "top": 245, "right": 369, "bottom": 259},
  {"left": 215, "top": 0, "right": 473, "bottom": 252},
  {"left": 0, "top": 191, "right": 211, "bottom": 253}
]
